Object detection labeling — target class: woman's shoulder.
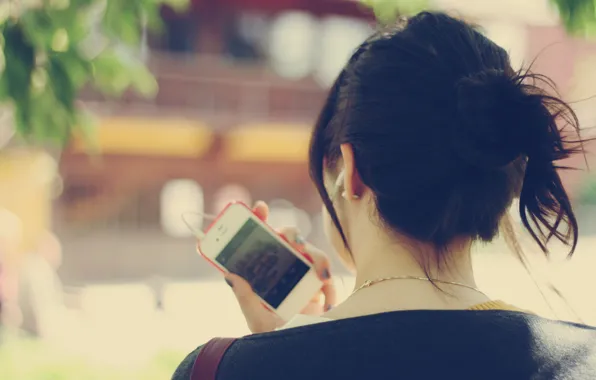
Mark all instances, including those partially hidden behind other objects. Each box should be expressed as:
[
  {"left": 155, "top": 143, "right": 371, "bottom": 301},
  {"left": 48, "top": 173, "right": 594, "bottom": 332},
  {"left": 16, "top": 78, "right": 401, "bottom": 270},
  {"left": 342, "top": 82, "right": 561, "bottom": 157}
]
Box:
[
  {"left": 173, "top": 311, "right": 596, "bottom": 380},
  {"left": 171, "top": 345, "right": 203, "bottom": 380},
  {"left": 279, "top": 314, "right": 332, "bottom": 330},
  {"left": 171, "top": 338, "right": 239, "bottom": 380}
]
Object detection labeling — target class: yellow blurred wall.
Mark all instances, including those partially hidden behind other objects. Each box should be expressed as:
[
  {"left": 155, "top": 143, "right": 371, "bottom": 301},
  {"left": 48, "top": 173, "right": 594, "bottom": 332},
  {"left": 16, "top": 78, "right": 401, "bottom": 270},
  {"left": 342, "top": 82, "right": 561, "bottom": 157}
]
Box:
[
  {"left": 72, "top": 117, "right": 214, "bottom": 157},
  {"left": 71, "top": 117, "right": 311, "bottom": 161},
  {"left": 0, "top": 149, "right": 55, "bottom": 257},
  {"left": 223, "top": 123, "right": 311, "bottom": 162}
]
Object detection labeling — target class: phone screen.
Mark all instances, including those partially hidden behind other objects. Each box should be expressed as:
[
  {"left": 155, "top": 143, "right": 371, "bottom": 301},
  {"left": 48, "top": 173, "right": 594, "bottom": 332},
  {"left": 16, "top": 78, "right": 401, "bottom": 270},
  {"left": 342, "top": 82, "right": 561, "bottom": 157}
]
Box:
[{"left": 215, "top": 219, "right": 310, "bottom": 308}]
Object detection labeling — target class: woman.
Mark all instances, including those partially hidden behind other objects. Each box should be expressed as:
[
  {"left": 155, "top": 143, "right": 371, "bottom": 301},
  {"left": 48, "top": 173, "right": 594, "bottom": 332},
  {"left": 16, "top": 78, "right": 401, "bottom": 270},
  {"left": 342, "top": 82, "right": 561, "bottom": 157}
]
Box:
[{"left": 173, "top": 12, "right": 596, "bottom": 380}]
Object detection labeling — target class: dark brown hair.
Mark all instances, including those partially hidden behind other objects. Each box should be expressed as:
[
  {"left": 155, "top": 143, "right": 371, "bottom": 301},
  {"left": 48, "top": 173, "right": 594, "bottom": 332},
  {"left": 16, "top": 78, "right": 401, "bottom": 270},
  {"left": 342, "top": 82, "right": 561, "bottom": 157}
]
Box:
[{"left": 309, "top": 12, "right": 583, "bottom": 259}]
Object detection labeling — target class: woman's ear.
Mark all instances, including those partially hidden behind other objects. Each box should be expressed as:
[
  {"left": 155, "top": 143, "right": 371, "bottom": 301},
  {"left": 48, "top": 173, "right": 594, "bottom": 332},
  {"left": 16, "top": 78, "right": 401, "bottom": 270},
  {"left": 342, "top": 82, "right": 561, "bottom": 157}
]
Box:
[{"left": 340, "top": 144, "right": 364, "bottom": 200}]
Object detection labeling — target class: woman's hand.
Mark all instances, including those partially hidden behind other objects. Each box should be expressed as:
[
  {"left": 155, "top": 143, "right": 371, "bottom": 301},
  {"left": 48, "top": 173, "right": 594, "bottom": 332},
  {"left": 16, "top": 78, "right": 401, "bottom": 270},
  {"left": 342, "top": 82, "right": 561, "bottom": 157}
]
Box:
[{"left": 224, "top": 201, "right": 337, "bottom": 334}]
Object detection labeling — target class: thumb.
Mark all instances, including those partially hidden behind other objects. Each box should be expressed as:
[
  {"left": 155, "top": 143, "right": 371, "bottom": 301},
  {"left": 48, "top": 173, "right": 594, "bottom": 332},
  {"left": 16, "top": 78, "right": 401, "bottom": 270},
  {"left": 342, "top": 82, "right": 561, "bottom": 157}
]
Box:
[
  {"left": 225, "top": 273, "right": 275, "bottom": 331},
  {"left": 252, "top": 201, "right": 269, "bottom": 221},
  {"left": 226, "top": 273, "right": 258, "bottom": 304}
]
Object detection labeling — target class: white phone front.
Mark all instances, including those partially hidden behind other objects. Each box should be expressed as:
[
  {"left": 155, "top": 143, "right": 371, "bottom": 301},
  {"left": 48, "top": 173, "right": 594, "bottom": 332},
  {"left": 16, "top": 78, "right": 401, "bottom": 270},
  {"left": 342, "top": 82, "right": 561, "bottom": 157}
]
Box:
[{"left": 199, "top": 203, "right": 322, "bottom": 321}]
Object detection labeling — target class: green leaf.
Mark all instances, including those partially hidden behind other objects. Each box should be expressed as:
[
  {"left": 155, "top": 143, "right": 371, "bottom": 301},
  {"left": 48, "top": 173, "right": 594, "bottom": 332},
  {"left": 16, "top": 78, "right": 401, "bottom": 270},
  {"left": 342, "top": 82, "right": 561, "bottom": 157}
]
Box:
[
  {"left": 0, "top": 0, "right": 187, "bottom": 149},
  {"left": 53, "top": 50, "right": 93, "bottom": 88},
  {"left": 102, "top": 0, "right": 143, "bottom": 44},
  {"left": 551, "top": 0, "right": 596, "bottom": 37},
  {"left": 360, "top": 0, "right": 429, "bottom": 24},
  {"left": 128, "top": 58, "right": 159, "bottom": 97},
  {"left": 19, "top": 8, "right": 56, "bottom": 50},
  {"left": 161, "top": 0, "right": 191, "bottom": 13},
  {"left": 0, "top": 48, "right": 7, "bottom": 100},
  {"left": 143, "top": 5, "right": 165, "bottom": 33},
  {"left": 76, "top": 109, "right": 99, "bottom": 152},
  {"left": 48, "top": 55, "right": 76, "bottom": 112},
  {"left": 90, "top": 49, "right": 133, "bottom": 95},
  {"left": 359, "top": 0, "right": 596, "bottom": 38},
  {"left": 3, "top": 22, "right": 36, "bottom": 136}
]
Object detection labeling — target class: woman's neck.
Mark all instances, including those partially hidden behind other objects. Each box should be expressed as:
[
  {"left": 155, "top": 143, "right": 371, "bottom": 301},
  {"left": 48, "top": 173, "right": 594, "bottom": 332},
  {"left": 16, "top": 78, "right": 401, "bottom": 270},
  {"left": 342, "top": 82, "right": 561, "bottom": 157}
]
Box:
[
  {"left": 325, "top": 235, "right": 490, "bottom": 320},
  {"left": 354, "top": 240, "right": 478, "bottom": 288}
]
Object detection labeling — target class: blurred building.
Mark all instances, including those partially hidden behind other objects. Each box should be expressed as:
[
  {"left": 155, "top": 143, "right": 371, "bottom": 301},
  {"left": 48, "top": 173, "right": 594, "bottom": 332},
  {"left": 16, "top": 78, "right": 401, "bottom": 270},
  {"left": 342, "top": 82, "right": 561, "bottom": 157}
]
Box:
[{"left": 56, "top": 0, "right": 596, "bottom": 285}]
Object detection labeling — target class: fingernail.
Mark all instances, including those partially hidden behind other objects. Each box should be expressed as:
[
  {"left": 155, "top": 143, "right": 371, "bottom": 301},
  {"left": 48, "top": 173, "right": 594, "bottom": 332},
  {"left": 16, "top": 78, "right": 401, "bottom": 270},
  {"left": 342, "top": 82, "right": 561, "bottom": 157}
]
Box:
[
  {"left": 294, "top": 235, "right": 305, "bottom": 245},
  {"left": 225, "top": 278, "right": 233, "bottom": 288},
  {"left": 321, "top": 269, "right": 330, "bottom": 280},
  {"left": 325, "top": 304, "right": 333, "bottom": 312}
]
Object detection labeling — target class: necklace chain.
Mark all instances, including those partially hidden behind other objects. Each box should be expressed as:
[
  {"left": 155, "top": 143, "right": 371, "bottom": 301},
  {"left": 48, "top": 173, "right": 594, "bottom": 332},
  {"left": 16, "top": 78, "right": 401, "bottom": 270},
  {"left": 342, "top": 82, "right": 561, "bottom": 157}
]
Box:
[{"left": 351, "top": 276, "right": 488, "bottom": 298}]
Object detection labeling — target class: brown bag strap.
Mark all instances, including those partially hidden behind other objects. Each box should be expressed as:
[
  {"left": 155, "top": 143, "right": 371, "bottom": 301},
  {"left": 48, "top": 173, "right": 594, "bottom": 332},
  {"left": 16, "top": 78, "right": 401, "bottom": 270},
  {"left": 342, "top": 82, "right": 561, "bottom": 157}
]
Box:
[{"left": 191, "top": 337, "right": 237, "bottom": 380}]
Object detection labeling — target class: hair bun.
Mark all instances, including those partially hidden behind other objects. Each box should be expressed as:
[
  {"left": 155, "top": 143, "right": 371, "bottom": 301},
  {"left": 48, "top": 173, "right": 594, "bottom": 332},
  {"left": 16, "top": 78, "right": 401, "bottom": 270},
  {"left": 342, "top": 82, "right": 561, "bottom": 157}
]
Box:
[{"left": 452, "top": 69, "right": 527, "bottom": 170}]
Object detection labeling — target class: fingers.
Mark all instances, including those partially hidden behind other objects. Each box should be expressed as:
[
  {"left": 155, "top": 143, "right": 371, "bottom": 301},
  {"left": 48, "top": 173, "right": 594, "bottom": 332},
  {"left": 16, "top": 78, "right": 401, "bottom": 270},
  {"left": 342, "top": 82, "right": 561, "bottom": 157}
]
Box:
[
  {"left": 302, "top": 292, "right": 324, "bottom": 315},
  {"left": 252, "top": 201, "right": 269, "bottom": 221},
  {"left": 282, "top": 227, "right": 331, "bottom": 280},
  {"left": 320, "top": 279, "right": 337, "bottom": 312},
  {"left": 310, "top": 291, "right": 323, "bottom": 305},
  {"left": 302, "top": 244, "right": 337, "bottom": 311},
  {"left": 279, "top": 227, "right": 337, "bottom": 312},
  {"left": 225, "top": 272, "right": 264, "bottom": 317},
  {"left": 306, "top": 244, "right": 332, "bottom": 282},
  {"left": 225, "top": 272, "right": 280, "bottom": 333}
]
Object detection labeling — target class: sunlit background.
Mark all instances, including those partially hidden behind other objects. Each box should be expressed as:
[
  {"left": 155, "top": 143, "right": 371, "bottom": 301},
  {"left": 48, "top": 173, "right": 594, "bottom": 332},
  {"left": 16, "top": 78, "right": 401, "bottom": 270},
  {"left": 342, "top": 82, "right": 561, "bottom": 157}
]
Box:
[{"left": 1, "top": 0, "right": 596, "bottom": 378}]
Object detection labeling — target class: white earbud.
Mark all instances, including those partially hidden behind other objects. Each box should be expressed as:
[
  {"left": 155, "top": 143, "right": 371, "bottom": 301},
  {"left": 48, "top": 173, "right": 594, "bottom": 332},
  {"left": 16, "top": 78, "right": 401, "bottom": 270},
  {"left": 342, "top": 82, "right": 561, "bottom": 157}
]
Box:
[
  {"left": 341, "top": 191, "right": 360, "bottom": 200},
  {"left": 335, "top": 170, "right": 360, "bottom": 201}
]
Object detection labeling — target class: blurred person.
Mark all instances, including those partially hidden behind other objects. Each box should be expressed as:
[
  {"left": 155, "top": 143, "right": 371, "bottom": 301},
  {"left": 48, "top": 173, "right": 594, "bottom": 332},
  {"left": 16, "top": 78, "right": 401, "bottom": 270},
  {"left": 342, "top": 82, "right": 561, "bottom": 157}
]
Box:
[
  {"left": 174, "top": 12, "right": 596, "bottom": 380},
  {"left": 0, "top": 209, "right": 23, "bottom": 330},
  {"left": 147, "top": 275, "right": 166, "bottom": 311},
  {"left": 18, "top": 231, "right": 65, "bottom": 339}
]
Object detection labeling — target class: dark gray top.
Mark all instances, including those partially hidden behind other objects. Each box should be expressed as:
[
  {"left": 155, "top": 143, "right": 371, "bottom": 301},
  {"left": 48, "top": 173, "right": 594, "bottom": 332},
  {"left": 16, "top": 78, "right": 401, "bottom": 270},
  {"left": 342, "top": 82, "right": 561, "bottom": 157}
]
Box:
[{"left": 173, "top": 310, "right": 596, "bottom": 380}]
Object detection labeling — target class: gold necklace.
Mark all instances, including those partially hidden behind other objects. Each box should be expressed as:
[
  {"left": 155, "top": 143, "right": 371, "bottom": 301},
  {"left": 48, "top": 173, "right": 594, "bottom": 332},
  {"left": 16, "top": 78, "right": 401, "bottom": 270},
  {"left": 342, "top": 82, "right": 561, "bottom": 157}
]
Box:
[{"left": 352, "top": 276, "right": 489, "bottom": 298}]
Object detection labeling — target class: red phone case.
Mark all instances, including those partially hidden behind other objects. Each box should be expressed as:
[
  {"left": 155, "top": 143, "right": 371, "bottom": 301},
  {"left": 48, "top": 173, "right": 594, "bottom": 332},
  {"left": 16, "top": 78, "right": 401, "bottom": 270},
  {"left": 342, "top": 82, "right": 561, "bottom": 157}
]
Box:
[{"left": 196, "top": 201, "right": 314, "bottom": 312}]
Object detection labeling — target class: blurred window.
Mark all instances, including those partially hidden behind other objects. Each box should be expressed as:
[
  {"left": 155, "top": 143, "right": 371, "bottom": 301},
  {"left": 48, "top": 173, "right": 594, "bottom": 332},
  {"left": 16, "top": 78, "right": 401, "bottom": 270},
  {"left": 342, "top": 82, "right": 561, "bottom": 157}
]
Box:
[
  {"left": 268, "top": 11, "right": 317, "bottom": 79},
  {"left": 160, "top": 180, "right": 204, "bottom": 237},
  {"left": 224, "top": 12, "right": 268, "bottom": 62},
  {"left": 116, "top": 187, "right": 161, "bottom": 229},
  {"left": 267, "top": 199, "right": 313, "bottom": 237},
  {"left": 314, "top": 16, "right": 372, "bottom": 87},
  {"left": 267, "top": 199, "right": 297, "bottom": 229},
  {"left": 213, "top": 184, "right": 252, "bottom": 215},
  {"left": 157, "top": 5, "right": 198, "bottom": 53}
]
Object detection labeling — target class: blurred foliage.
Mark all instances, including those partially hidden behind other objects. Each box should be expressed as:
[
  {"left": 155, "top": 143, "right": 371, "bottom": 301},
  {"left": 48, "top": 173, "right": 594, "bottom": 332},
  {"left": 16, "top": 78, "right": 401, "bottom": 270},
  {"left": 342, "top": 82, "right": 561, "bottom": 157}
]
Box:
[
  {"left": 0, "top": 0, "right": 188, "bottom": 148},
  {"left": 553, "top": 0, "right": 596, "bottom": 37},
  {"left": 579, "top": 176, "right": 596, "bottom": 205},
  {"left": 361, "top": 0, "right": 428, "bottom": 24},
  {"left": 0, "top": 333, "right": 185, "bottom": 380},
  {"left": 362, "top": 0, "right": 596, "bottom": 38},
  {"left": 1, "top": 0, "right": 594, "bottom": 149}
]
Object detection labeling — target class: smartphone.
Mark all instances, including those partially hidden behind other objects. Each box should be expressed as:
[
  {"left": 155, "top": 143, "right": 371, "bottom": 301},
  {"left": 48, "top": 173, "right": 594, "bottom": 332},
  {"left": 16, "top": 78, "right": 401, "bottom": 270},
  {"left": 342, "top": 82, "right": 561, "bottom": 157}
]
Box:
[{"left": 198, "top": 202, "right": 322, "bottom": 321}]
